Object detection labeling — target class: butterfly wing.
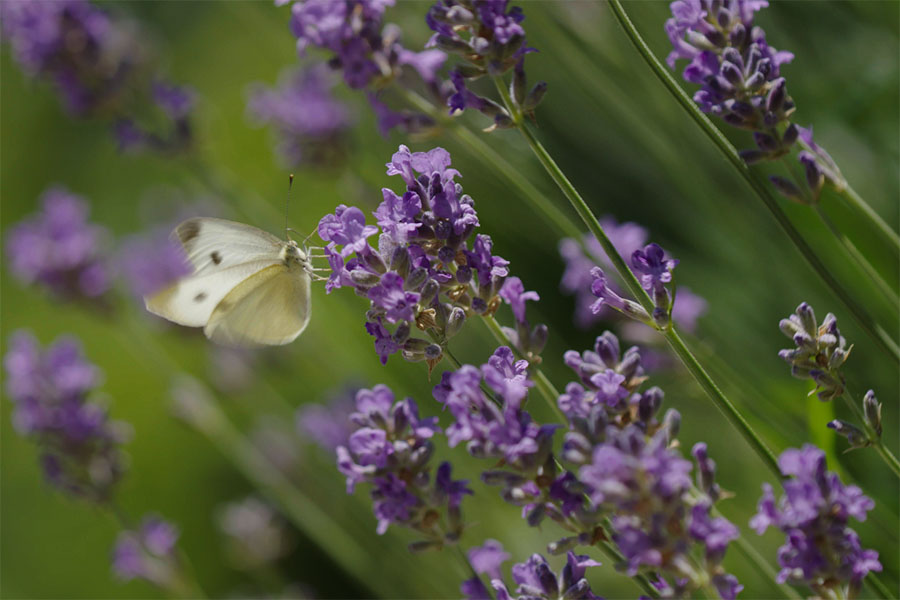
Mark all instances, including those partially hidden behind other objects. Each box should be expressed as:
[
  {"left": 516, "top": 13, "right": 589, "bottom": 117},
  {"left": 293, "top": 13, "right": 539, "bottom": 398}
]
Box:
[
  {"left": 175, "top": 217, "right": 283, "bottom": 275},
  {"left": 145, "top": 259, "right": 281, "bottom": 327},
  {"left": 203, "top": 264, "right": 312, "bottom": 347}
]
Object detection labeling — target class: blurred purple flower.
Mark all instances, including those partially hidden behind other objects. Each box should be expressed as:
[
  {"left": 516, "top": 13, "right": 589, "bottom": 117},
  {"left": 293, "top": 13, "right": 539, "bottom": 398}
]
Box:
[
  {"left": 6, "top": 186, "right": 111, "bottom": 300},
  {"left": 485, "top": 549, "right": 604, "bottom": 600},
  {"left": 247, "top": 66, "right": 353, "bottom": 167},
  {"left": 217, "top": 496, "right": 290, "bottom": 569},
  {"left": 4, "top": 330, "right": 130, "bottom": 500},
  {"left": 296, "top": 386, "right": 357, "bottom": 453},
  {"left": 112, "top": 515, "right": 180, "bottom": 586},
  {"left": 118, "top": 226, "right": 192, "bottom": 298}
]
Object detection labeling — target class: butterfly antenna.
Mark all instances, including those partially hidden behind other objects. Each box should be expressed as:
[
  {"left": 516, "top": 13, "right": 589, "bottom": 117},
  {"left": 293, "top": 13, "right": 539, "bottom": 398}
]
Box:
[{"left": 285, "top": 173, "right": 294, "bottom": 240}]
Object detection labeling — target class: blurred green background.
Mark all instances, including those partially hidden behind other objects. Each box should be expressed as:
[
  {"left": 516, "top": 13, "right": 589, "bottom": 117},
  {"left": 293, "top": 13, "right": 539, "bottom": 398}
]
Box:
[{"left": 2, "top": 1, "right": 897, "bottom": 598}]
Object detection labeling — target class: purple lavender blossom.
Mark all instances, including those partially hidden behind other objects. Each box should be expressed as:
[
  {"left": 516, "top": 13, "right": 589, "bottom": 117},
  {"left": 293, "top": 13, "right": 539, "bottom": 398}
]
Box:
[
  {"left": 0, "top": 0, "right": 139, "bottom": 116},
  {"left": 336, "top": 384, "right": 470, "bottom": 544},
  {"left": 6, "top": 186, "right": 112, "bottom": 300},
  {"left": 320, "top": 145, "right": 543, "bottom": 365},
  {"left": 282, "top": 0, "right": 446, "bottom": 135},
  {"left": 296, "top": 386, "right": 357, "bottom": 452},
  {"left": 559, "top": 219, "right": 706, "bottom": 333},
  {"left": 426, "top": 0, "right": 545, "bottom": 124},
  {"left": 751, "top": 445, "right": 881, "bottom": 596},
  {"left": 247, "top": 66, "right": 353, "bottom": 167},
  {"left": 434, "top": 347, "right": 554, "bottom": 470},
  {"left": 464, "top": 545, "right": 603, "bottom": 600},
  {"left": 4, "top": 330, "right": 130, "bottom": 500},
  {"left": 778, "top": 302, "right": 850, "bottom": 402},
  {"left": 578, "top": 425, "right": 740, "bottom": 592},
  {"left": 468, "top": 538, "right": 510, "bottom": 580},
  {"left": 664, "top": 1, "right": 841, "bottom": 201},
  {"left": 112, "top": 515, "right": 180, "bottom": 586}
]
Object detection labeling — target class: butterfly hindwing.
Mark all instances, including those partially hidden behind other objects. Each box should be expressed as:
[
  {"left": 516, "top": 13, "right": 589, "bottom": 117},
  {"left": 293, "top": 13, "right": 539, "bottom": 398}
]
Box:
[{"left": 204, "top": 264, "right": 312, "bottom": 347}]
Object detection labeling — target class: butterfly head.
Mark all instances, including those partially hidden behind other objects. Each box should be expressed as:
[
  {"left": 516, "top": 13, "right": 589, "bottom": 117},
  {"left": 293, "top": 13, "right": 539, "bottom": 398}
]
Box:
[{"left": 280, "top": 239, "right": 309, "bottom": 269}]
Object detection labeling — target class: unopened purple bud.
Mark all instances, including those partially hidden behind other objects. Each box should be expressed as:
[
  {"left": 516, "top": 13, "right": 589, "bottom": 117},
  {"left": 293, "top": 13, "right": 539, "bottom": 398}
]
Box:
[
  {"left": 350, "top": 270, "right": 381, "bottom": 287},
  {"left": 526, "top": 504, "right": 546, "bottom": 527},
  {"left": 769, "top": 176, "right": 803, "bottom": 202},
  {"left": 446, "top": 307, "right": 466, "bottom": 338},
  {"left": 594, "top": 331, "right": 620, "bottom": 367},
  {"left": 766, "top": 78, "right": 787, "bottom": 113},
  {"left": 721, "top": 63, "right": 743, "bottom": 86},
  {"left": 529, "top": 324, "right": 549, "bottom": 355},
  {"left": 827, "top": 420, "right": 868, "bottom": 448},
  {"left": 799, "top": 152, "right": 824, "bottom": 194},
  {"left": 424, "top": 344, "right": 443, "bottom": 360},
  {"left": 753, "top": 132, "right": 779, "bottom": 152},
  {"left": 456, "top": 265, "right": 472, "bottom": 284},
  {"left": 740, "top": 149, "right": 767, "bottom": 164},
  {"left": 524, "top": 82, "right": 548, "bottom": 111},
  {"left": 420, "top": 279, "right": 440, "bottom": 305},
  {"left": 743, "top": 71, "right": 765, "bottom": 91},
  {"left": 863, "top": 390, "right": 882, "bottom": 437},
  {"left": 438, "top": 246, "right": 456, "bottom": 264},
  {"left": 796, "top": 302, "right": 816, "bottom": 333},
  {"left": 783, "top": 124, "right": 799, "bottom": 147},
  {"left": 662, "top": 409, "right": 681, "bottom": 443},
  {"left": 406, "top": 267, "right": 428, "bottom": 291},
  {"left": 729, "top": 23, "right": 747, "bottom": 47},
  {"left": 390, "top": 247, "right": 410, "bottom": 276},
  {"left": 638, "top": 387, "right": 664, "bottom": 423},
  {"left": 393, "top": 322, "right": 411, "bottom": 344}
]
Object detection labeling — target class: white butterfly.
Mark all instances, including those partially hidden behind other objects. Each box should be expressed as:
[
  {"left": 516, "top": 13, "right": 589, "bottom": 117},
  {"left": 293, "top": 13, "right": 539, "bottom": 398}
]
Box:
[{"left": 145, "top": 217, "right": 314, "bottom": 347}]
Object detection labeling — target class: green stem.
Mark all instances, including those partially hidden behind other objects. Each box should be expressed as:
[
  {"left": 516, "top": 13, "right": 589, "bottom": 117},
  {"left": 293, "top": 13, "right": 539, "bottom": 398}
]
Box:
[
  {"left": 605, "top": 0, "right": 900, "bottom": 365},
  {"left": 811, "top": 203, "right": 899, "bottom": 313},
  {"left": 490, "top": 75, "right": 784, "bottom": 481},
  {"left": 835, "top": 183, "right": 900, "bottom": 254},
  {"left": 842, "top": 388, "right": 900, "bottom": 478}
]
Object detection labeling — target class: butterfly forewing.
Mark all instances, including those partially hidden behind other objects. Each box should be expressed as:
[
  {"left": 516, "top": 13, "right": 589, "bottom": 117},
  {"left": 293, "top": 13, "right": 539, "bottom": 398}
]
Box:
[{"left": 175, "top": 218, "right": 284, "bottom": 275}]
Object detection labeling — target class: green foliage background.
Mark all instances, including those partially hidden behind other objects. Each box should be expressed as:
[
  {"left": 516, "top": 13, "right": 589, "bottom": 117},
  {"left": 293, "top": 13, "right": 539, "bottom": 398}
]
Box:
[{"left": 1, "top": 1, "right": 897, "bottom": 598}]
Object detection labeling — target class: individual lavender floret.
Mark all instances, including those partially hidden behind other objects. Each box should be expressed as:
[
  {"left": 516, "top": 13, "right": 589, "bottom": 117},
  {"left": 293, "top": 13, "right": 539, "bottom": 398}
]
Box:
[
  {"left": 588, "top": 239, "right": 682, "bottom": 329},
  {"left": 426, "top": 0, "right": 546, "bottom": 126},
  {"left": 778, "top": 302, "right": 851, "bottom": 402},
  {"left": 6, "top": 186, "right": 112, "bottom": 300},
  {"left": 750, "top": 445, "right": 881, "bottom": 597},
  {"left": 111, "top": 515, "right": 182, "bottom": 588},
  {"left": 247, "top": 66, "right": 353, "bottom": 167},
  {"left": 0, "top": 0, "right": 141, "bottom": 116},
  {"left": 461, "top": 541, "right": 604, "bottom": 600},
  {"left": 296, "top": 384, "right": 357, "bottom": 452},
  {"left": 336, "top": 384, "right": 471, "bottom": 547},
  {"left": 578, "top": 426, "right": 741, "bottom": 597},
  {"left": 559, "top": 219, "right": 707, "bottom": 333},
  {"left": 282, "top": 0, "right": 446, "bottom": 135},
  {"left": 217, "top": 496, "right": 291, "bottom": 569},
  {"left": 320, "top": 145, "right": 544, "bottom": 366},
  {"left": 3, "top": 330, "right": 130, "bottom": 501}
]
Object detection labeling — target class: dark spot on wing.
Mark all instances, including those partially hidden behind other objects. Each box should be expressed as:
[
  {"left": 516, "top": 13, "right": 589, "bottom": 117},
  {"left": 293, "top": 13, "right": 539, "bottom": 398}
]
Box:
[
  {"left": 177, "top": 219, "right": 201, "bottom": 247},
  {"left": 194, "top": 292, "right": 207, "bottom": 302},
  {"left": 211, "top": 251, "right": 222, "bottom": 265}
]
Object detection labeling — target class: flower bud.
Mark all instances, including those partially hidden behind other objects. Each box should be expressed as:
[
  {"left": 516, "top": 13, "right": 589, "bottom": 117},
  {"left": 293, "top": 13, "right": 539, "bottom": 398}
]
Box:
[
  {"left": 863, "top": 390, "right": 882, "bottom": 437},
  {"left": 446, "top": 307, "right": 466, "bottom": 338},
  {"left": 827, "top": 420, "right": 869, "bottom": 448}
]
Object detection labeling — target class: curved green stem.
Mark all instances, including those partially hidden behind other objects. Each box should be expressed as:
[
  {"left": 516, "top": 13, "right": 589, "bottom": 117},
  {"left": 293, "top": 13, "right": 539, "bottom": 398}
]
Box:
[
  {"left": 489, "top": 75, "right": 784, "bottom": 481},
  {"left": 842, "top": 388, "right": 900, "bottom": 478},
  {"left": 605, "top": 0, "right": 899, "bottom": 365},
  {"left": 835, "top": 183, "right": 900, "bottom": 254}
]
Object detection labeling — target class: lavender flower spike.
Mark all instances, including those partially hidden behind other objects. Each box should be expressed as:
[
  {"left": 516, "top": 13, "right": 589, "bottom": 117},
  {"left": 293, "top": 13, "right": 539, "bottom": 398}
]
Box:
[
  {"left": 751, "top": 445, "right": 881, "bottom": 597},
  {"left": 3, "top": 330, "right": 130, "bottom": 500},
  {"left": 469, "top": 547, "right": 604, "bottom": 600},
  {"left": 336, "top": 384, "right": 470, "bottom": 548},
  {"left": 778, "top": 302, "right": 851, "bottom": 402},
  {"left": 247, "top": 66, "right": 353, "bottom": 167},
  {"left": 6, "top": 186, "right": 112, "bottom": 300}
]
